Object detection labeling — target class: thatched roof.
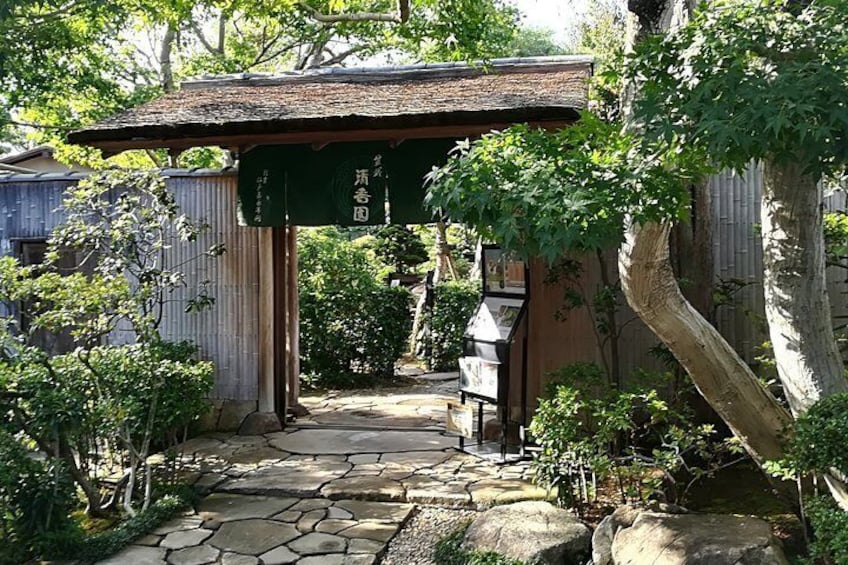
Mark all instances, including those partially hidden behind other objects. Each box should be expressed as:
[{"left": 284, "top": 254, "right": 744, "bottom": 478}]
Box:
[{"left": 69, "top": 56, "right": 593, "bottom": 151}]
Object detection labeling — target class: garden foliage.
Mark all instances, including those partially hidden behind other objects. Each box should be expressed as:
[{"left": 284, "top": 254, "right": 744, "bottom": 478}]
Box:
[
  {"left": 298, "top": 227, "right": 411, "bottom": 387},
  {"left": 373, "top": 224, "right": 429, "bottom": 275},
  {"left": 0, "top": 171, "right": 219, "bottom": 561},
  {"left": 530, "top": 363, "right": 744, "bottom": 510},
  {"left": 426, "top": 113, "right": 708, "bottom": 263},
  {"left": 418, "top": 280, "right": 480, "bottom": 371},
  {"left": 765, "top": 393, "right": 848, "bottom": 564}
]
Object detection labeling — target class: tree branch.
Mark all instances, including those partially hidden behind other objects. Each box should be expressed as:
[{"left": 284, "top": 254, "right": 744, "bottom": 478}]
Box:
[
  {"left": 298, "top": 0, "right": 410, "bottom": 23},
  {"left": 188, "top": 19, "right": 221, "bottom": 55},
  {"left": 321, "top": 45, "right": 366, "bottom": 67}
]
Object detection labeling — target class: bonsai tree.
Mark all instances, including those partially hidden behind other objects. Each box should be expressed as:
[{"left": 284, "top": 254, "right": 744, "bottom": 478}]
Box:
[{"left": 374, "top": 225, "right": 429, "bottom": 275}]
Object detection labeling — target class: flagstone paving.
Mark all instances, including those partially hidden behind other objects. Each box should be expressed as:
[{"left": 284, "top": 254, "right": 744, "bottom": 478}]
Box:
[
  {"left": 97, "top": 427, "right": 548, "bottom": 564},
  {"left": 99, "top": 372, "right": 550, "bottom": 564},
  {"left": 298, "top": 373, "right": 496, "bottom": 430}
]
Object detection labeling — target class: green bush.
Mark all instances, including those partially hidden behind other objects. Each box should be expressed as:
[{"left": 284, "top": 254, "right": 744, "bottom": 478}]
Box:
[
  {"left": 766, "top": 394, "right": 848, "bottom": 565},
  {"left": 0, "top": 431, "right": 75, "bottom": 565},
  {"left": 84, "top": 341, "right": 214, "bottom": 446},
  {"left": 529, "top": 363, "right": 743, "bottom": 508},
  {"left": 38, "top": 490, "right": 195, "bottom": 564},
  {"left": 421, "top": 280, "right": 480, "bottom": 371},
  {"left": 802, "top": 497, "right": 848, "bottom": 565},
  {"left": 299, "top": 228, "right": 412, "bottom": 387},
  {"left": 0, "top": 340, "right": 213, "bottom": 519},
  {"left": 786, "top": 393, "right": 848, "bottom": 477}
]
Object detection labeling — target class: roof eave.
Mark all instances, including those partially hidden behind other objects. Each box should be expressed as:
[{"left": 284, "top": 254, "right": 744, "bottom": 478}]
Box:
[{"left": 70, "top": 107, "right": 582, "bottom": 152}]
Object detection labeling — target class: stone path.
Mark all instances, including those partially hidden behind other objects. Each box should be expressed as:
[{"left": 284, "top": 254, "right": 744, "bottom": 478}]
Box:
[
  {"left": 98, "top": 372, "right": 548, "bottom": 564},
  {"left": 99, "top": 495, "right": 413, "bottom": 565},
  {"left": 298, "top": 373, "right": 496, "bottom": 430},
  {"left": 176, "top": 430, "right": 545, "bottom": 507},
  {"left": 99, "top": 427, "right": 549, "bottom": 564}
]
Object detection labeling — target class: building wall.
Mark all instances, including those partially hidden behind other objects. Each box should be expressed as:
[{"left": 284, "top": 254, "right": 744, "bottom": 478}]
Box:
[
  {"left": 2, "top": 165, "right": 846, "bottom": 425},
  {"left": 0, "top": 171, "right": 261, "bottom": 409}
]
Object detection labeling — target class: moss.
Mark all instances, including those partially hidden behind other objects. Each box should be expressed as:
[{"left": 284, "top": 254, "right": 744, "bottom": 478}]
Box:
[{"left": 38, "top": 489, "right": 195, "bottom": 564}]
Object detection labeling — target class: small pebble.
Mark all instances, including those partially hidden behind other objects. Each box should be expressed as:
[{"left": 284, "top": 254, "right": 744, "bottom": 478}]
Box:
[{"left": 380, "top": 506, "right": 479, "bottom": 565}]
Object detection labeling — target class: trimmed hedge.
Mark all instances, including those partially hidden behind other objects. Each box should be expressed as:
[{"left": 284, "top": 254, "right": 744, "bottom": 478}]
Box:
[
  {"left": 422, "top": 280, "right": 480, "bottom": 371},
  {"left": 299, "top": 228, "right": 412, "bottom": 387}
]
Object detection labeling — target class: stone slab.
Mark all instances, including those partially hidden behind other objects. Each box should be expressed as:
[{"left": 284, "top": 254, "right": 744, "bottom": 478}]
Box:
[
  {"left": 167, "top": 544, "right": 219, "bottom": 565},
  {"left": 289, "top": 532, "right": 348, "bottom": 555},
  {"left": 207, "top": 519, "right": 299, "bottom": 555},
  {"left": 334, "top": 500, "right": 415, "bottom": 523},
  {"left": 219, "top": 459, "right": 351, "bottom": 496},
  {"left": 348, "top": 538, "right": 385, "bottom": 554},
  {"left": 152, "top": 517, "right": 204, "bottom": 536},
  {"left": 339, "top": 522, "right": 400, "bottom": 542},
  {"left": 197, "top": 493, "right": 298, "bottom": 522},
  {"left": 269, "top": 429, "right": 454, "bottom": 455},
  {"left": 220, "top": 553, "right": 258, "bottom": 565},
  {"left": 258, "top": 545, "right": 300, "bottom": 565},
  {"left": 161, "top": 528, "right": 213, "bottom": 549},
  {"left": 321, "top": 476, "right": 405, "bottom": 501}
]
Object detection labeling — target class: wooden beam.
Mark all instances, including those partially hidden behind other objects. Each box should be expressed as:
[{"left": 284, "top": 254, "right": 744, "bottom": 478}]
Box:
[
  {"left": 257, "top": 228, "right": 276, "bottom": 413},
  {"left": 83, "top": 120, "right": 575, "bottom": 153},
  {"left": 273, "top": 226, "right": 288, "bottom": 420}
]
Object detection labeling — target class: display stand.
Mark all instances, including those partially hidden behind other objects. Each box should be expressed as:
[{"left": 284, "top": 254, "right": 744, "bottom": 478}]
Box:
[{"left": 455, "top": 245, "right": 530, "bottom": 463}]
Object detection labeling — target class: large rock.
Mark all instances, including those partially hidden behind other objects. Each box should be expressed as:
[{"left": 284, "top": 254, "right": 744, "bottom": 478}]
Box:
[
  {"left": 238, "top": 412, "right": 282, "bottom": 435},
  {"left": 593, "top": 505, "right": 640, "bottom": 565},
  {"left": 218, "top": 400, "right": 258, "bottom": 432},
  {"left": 594, "top": 503, "right": 689, "bottom": 565},
  {"left": 611, "top": 512, "right": 789, "bottom": 565},
  {"left": 462, "top": 501, "right": 591, "bottom": 565}
]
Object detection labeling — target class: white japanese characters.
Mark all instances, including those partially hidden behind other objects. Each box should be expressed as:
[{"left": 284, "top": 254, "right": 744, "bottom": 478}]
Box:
[
  {"left": 254, "top": 168, "right": 269, "bottom": 224},
  {"left": 351, "top": 154, "right": 384, "bottom": 223}
]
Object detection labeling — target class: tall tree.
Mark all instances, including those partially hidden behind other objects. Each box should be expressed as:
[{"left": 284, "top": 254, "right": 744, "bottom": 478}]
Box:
[
  {"left": 625, "top": 0, "right": 848, "bottom": 508},
  {"left": 1, "top": 0, "right": 521, "bottom": 167}
]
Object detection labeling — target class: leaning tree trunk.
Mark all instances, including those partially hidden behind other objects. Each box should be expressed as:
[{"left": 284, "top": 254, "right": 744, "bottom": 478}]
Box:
[
  {"left": 761, "top": 160, "right": 848, "bottom": 413},
  {"left": 619, "top": 0, "right": 797, "bottom": 503},
  {"left": 619, "top": 221, "right": 796, "bottom": 502}
]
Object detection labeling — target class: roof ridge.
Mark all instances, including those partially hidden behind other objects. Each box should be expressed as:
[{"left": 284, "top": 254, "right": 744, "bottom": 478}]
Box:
[{"left": 182, "top": 55, "right": 594, "bottom": 90}]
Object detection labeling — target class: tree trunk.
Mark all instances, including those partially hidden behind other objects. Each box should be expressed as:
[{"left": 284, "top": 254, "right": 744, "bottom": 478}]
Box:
[
  {"left": 761, "top": 160, "right": 848, "bottom": 414},
  {"left": 619, "top": 0, "right": 796, "bottom": 504},
  {"left": 159, "top": 24, "right": 177, "bottom": 93},
  {"left": 761, "top": 160, "right": 848, "bottom": 511},
  {"left": 619, "top": 222, "right": 794, "bottom": 472}
]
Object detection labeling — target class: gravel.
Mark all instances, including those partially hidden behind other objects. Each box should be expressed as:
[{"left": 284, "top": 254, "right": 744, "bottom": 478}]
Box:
[{"left": 380, "top": 506, "right": 480, "bottom": 565}]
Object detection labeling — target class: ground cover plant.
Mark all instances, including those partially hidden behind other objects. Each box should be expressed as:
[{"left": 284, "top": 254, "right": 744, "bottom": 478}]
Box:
[{"left": 434, "top": 522, "right": 523, "bottom": 565}]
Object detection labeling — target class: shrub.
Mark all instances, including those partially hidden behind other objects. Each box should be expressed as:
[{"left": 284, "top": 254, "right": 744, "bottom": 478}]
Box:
[
  {"left": 38, "top": 489, "right": 195, "bottom": 564},
  {"left": 802, "top": 497, "right": 848, "bottom": 565},
  {"left": 0, "top": 340, "right": 213, "bottom": 518},
  {"left": 373, "top": 225, "right": 429, "bottom": 274},
  {"left": 786, "top": 393, "right": 848, "bottom": 477},
  {"left": 299, "top": 228, "right": 412, "bottom": 387},
  {"left": 0, "top": 431, "right": 75, "bottom": 565},
  {"left": 421, "top": 280, "right": 480, "bottom": 371},
  {"left": 529, "top": 363, "right": 743, "bottom": 509},
  {"left": 765, "top": 394, "right": 848, "bottom": 565}
]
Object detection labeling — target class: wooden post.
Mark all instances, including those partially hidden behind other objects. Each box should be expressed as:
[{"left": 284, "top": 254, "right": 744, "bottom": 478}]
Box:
[
  {"left": 273, "top": 226, "right": 288, "bottom": 420},
  {"left": 257, "top": 227, "right": 276, "bottom": 414},
  {"left": 286, "top": 226, "right": 301, "bottom": 412}
]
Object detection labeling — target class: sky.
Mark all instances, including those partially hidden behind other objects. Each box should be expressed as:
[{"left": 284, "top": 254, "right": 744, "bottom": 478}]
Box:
[{"left": 511, "top": 0, "right": 590, "bottom": 44}]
